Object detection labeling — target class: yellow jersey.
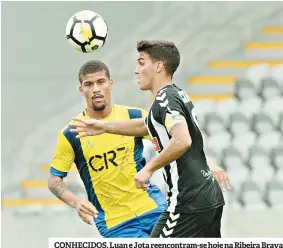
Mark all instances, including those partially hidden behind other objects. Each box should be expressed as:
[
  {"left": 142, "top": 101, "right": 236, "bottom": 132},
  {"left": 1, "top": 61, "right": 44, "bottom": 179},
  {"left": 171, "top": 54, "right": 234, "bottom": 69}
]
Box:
[{"left": 50, "top": 104, "right": 166, "bottom": 233}]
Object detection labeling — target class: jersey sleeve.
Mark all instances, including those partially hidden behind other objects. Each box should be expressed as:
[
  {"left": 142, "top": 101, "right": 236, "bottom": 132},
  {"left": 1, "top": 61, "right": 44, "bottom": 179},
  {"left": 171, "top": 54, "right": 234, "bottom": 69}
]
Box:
[
  {"left": 50, "top": 130, "right": 75, "bottom": 178},
  {"left": 156, "top": 91, "right": 187, "bottom": 134}
]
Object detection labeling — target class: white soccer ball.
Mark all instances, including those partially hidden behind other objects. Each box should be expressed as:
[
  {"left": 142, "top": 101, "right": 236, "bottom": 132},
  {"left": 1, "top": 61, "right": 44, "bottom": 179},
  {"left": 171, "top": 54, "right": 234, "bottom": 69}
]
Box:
[{"left": 65, "top": 10, "right": 108, "bottom": 53}]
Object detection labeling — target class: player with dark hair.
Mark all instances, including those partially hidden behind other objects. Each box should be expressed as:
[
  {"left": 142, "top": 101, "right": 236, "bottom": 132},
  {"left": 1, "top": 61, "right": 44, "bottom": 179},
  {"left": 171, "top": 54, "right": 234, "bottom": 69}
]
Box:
[
  {"left": 68, "top": 41, "right": 230, "bottom": 238},
  {"left": 48, "top": 60, "right": 167, "bottom": 238}
]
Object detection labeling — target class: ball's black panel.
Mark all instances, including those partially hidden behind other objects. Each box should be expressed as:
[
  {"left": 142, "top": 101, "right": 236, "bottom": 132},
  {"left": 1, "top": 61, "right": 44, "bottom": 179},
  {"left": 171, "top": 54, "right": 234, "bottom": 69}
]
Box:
[{"left": 67, "top": 14, "right": 107, "bottom": 52}]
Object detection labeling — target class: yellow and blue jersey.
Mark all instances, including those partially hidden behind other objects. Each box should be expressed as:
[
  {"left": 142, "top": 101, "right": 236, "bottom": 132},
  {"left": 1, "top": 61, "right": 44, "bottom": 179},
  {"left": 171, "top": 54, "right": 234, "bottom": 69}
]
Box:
[{"left": 50, "top": 104, "right": 166, "bottom": 236}]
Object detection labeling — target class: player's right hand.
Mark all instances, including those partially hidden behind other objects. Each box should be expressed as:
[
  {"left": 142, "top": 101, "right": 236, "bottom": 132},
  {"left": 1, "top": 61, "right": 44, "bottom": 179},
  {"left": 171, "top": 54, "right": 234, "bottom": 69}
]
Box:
[
  {"left": 75, "top": 199, "right": 99, "bottom": 225},
  {"left": 69, "top": 117, "right": 106, "bottom": 138}
]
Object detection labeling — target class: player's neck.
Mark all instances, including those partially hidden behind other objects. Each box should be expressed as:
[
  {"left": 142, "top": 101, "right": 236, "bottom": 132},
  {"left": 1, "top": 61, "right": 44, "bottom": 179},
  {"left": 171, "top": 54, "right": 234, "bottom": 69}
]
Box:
[
  {"left": 86, "top": 104, "right": 113, "bottom": 120},
  {"left": 151, "top": 77, "right": 173, "bottom": 97}
]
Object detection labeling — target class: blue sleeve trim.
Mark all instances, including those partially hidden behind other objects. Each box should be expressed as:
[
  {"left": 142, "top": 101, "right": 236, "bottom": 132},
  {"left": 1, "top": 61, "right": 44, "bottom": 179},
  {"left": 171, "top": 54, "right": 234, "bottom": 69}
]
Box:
[
  {"left": 50, "top": 167, "right": 68, "bottom": 178},
  {"left": 128, "top": 109, "right": 142, "bottom": 119}
]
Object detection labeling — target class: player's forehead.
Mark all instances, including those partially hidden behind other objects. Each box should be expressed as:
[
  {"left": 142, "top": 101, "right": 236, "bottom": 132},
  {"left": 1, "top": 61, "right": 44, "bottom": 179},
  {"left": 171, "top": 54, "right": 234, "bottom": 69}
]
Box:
[
  {"left": 80, "top": 71, "right": 108, "bottom": 83},
  {"left": 137, "top": 52, "right": 151, "bottom": 61}
]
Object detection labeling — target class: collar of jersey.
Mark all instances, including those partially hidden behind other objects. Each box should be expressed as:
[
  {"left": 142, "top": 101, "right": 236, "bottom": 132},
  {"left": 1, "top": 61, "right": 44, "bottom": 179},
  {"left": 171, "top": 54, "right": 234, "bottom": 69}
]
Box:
[{"left": 82, "top": 105, "right": 118, "bottom": 121}]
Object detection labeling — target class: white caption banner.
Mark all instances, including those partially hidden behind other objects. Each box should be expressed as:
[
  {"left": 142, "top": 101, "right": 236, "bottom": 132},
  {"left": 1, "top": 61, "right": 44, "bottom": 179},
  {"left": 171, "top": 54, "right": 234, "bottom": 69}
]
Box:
[{"left": 49, "top": 238, "right": 283, "bottom": 248}]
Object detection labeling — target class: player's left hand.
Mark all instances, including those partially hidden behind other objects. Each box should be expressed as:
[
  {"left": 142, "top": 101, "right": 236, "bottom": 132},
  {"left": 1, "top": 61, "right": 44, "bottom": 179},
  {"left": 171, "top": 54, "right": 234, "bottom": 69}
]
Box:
[
  {"left": 134, "top": 168, "right": 153, "bottom": 190},
  {"left": 210, "top": 165, "right": 231, "bottom": 192}
]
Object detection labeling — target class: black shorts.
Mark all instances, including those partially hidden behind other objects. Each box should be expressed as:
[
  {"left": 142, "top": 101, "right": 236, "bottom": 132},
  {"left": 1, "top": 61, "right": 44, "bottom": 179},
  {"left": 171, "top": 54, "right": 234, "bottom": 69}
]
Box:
[{"left": 150, "top": 206, "right": 223, "bottom": 238}]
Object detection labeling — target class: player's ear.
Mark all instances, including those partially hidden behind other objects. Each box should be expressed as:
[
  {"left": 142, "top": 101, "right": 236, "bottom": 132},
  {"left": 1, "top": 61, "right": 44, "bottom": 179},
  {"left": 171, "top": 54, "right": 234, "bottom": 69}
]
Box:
[
  {"left": 79, "top": 84, "right": 84, "bottom": 96},
  {"left": 109, "top": 78, "right": 114, "bottom": 90},
  {"left": 156, "top": 61, "right": 164, "bottom": 73}
]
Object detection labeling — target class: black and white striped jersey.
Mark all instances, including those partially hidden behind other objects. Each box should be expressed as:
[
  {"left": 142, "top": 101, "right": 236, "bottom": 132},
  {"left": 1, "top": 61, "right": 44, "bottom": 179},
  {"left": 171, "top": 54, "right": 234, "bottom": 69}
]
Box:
[{"left": 145, "top": 84, "right": 225, "bottom": 213}]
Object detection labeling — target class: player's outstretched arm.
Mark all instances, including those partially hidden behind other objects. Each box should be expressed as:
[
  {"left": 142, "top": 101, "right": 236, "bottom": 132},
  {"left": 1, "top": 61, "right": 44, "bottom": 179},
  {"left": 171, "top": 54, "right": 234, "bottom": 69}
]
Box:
[
  {"left": 48, "top": 174, "right": 98, "bottom": 225},
  {"left": 134, "top": 122, "right": 191, "bottom": 189},
  {"left": 68, "top": 117, "right": 148, "bottom": 138}
]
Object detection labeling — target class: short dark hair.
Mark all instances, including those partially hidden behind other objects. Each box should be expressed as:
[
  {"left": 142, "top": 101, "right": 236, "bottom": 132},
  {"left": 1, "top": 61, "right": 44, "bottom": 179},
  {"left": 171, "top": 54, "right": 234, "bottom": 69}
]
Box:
[
  {"left": 137, "top": 40, "right": 180, "bottom": 77},
  {"left": 78, "top": 60, "right": 110, "bottom": 83}
]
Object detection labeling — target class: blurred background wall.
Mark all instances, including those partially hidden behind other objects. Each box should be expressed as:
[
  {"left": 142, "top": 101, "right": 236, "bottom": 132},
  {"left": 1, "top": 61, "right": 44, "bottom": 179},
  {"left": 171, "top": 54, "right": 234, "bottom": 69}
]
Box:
[{"left": 2, "top": 1, "right": 283, "bottom": 248}]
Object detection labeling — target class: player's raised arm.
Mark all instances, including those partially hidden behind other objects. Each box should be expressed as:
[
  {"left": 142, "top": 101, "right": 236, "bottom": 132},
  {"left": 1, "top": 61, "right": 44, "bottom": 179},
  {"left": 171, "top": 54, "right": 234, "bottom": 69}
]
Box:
[{"left": 68, "top": 117, "right": 148, "bottom": 138}]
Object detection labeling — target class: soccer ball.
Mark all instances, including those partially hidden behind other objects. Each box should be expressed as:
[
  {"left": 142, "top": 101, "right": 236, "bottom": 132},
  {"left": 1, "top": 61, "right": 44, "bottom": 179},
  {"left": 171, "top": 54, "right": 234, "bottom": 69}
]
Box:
[{"left": 65, "top": 10, "right": 108, "bottom": 53}]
